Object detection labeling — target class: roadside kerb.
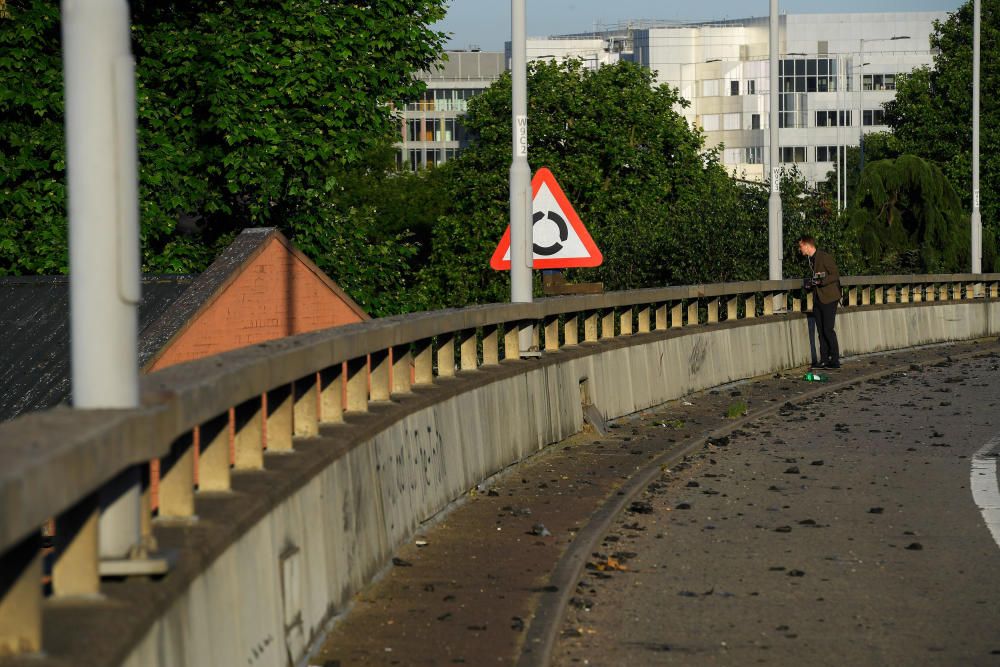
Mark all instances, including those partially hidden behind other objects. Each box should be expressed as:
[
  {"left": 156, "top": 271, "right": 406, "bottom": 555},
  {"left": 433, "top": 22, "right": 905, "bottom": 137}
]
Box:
[{"left": 516, "top": 339, "right": 1000, "bottom": 667}]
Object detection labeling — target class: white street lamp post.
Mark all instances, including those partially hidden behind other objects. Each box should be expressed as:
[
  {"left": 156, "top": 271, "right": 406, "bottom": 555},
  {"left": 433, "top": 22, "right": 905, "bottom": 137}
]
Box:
[
  {"left": 972, "top": 0, "right": 982, "bottom": 276},
  {"left": 510, "top": 0, "right": 534, "bottom": 353},
  {"left": 768, "top": 0, "right": 782, "bottom": 298}
]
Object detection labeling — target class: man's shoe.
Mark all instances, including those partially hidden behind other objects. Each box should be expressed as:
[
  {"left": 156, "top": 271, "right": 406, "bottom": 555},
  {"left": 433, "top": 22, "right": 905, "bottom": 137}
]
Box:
[
  {"left": 810, "top": 361, "right": 827, "bottom": 369},
  {"left": 826, "top": 361, "right": 841, "bottom": 369}
]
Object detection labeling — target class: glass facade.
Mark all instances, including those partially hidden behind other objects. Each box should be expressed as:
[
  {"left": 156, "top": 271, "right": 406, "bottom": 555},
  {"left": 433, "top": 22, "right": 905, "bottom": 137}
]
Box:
[{"left": 780, "top": 57, "right": 840, "bottom": 94}]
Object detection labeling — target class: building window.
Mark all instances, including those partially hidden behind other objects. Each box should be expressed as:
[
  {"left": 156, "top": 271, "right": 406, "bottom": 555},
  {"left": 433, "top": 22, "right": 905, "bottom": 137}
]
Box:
[
  {"left": 815, "top": 110, "right": 851, "bottom": 127},
  {"left": 723, "top": 113, "right": 740, "bottom": 130},
  {"left": 839, "top": 110, "right": 853, "bottom": 127},
  {"left": 863, "top": 109, "right": 886, "bottom": 126},
  {"left": 724, "top": 148, "right": 741, "bottom": 164},
  {"left": 778, "top": 93, "right": 808, "bottom": 128},
  {"left": 746, "top": 79, "right": 756, "bottom": 95},
  {"left": 701, "top": 114, "right": 721, "bottom": 131},
  {"left": 780, "top": 58, "right": 839, "bottom": 98},
  {"left": 407, "top": 119, "right": 422, "bottom": 142},
  {"left": 444, "top": 118, "right": 456, "bottom": 142},
  {"left": 730, "top": 80, "right": 740, "bottom": 96},
  {"left": 780, "top": 146, "right": 807, "bottom": 163},
  {"left": 409, "top": 149, "right": 422, "bottom": 171},
  {"left": 816, "top": 145, "right": 841, "bottom": 162},
  {"left": 745, "top": 146, "right": 764, "bottom": 164},
  {"left": 703, "top": 79, "right": 720, "bottom": 97},
  {"left": 426, "top": 149, "right": 443, "bottom": 167},
  {"left": 751, "top": 113, "right": 761, "bottom": 130},
  {"left": 862, "top": 74, "right": 896, "bottom": 91},
  {"left": 429, "top": 118, "right": 442, "bottom": 142}
]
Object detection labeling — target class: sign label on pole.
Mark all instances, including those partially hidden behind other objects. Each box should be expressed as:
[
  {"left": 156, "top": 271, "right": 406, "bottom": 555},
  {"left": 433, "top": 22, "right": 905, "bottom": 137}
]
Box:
[
  {"left": 515, "top": 115, "right": 528, "bottom": 157},
  {"left": 491, "top": 167, "right": 602, "bottom": 270}
]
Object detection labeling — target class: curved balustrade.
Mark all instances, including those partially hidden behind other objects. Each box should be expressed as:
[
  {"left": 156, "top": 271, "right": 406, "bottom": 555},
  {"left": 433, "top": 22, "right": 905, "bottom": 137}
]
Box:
[{"left": 0, "top": 274, "right": 997, "bottom": 658}]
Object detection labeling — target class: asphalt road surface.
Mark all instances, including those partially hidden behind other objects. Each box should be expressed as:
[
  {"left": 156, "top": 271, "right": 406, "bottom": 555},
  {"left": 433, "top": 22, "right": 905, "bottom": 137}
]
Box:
[{"left": 554, "top": 351, "right": 1000, "bottom": 666}]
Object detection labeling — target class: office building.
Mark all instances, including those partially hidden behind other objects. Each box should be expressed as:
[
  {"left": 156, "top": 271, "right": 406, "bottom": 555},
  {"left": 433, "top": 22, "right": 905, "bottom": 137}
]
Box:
[
  {"left": 397, "top": 50, "right": 506, "bottom": 170},
  {"left": 520, "top": 12, "right": 945, "bottom": 186}
]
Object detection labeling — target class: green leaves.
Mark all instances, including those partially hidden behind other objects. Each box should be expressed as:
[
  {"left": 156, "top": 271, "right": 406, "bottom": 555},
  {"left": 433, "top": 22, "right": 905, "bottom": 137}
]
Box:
[
  {"left": 417, "top": 59, "right": 829, "bottom": 307},
  {"left": 884, "top": 0, "right": 1000, "bottom": 269},
  {"left": 1, "top": 0, "right": 447, "bottom": 280}
]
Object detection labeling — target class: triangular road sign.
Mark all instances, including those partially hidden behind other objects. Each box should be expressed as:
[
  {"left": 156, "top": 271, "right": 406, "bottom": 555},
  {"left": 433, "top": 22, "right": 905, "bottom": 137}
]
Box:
[{"left": 490, "top": 167, "right": 603, "bottom": 270}]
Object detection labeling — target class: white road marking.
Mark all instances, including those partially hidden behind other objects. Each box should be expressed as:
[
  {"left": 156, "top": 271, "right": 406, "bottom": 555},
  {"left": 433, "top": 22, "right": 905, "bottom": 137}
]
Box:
[{"left": 971, "top": 433, "right": 1000, "bottom": 550}]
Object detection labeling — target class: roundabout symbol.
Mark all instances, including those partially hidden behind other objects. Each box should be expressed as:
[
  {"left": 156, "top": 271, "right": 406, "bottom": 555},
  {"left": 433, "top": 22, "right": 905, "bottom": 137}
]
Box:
[{"left": 532, "top": 210, "right": 568, "bottom": 256}]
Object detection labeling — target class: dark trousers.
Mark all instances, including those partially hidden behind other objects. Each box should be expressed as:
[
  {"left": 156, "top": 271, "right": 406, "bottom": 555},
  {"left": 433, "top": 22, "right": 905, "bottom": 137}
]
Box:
[{"left": 813, "top": 299, "right": 840, "bottom": 364}]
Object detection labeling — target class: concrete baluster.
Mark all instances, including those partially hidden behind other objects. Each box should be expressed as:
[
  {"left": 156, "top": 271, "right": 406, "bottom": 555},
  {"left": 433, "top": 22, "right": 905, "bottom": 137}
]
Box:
[
  {"left": 158, "top": 431, "right": 196, "bottom": 517},
  {"left": 265, "top": 384, "right": 294, "bottom": 451},
  {"left": 503, "top": 322, "right": 520, "bottom": 359},
  {"left": 436, "top": 335, "right": 456, "bottom": 378},
  {"left": 743, "top": 294, "right": 757, "bottom": 319},
  {"left": 600, "top": 310, "right": 614, "bottom": 339},
  {"left": 459, "top": 329, "right": 478, "bottom": 371},
  {"left": 564, "top": 314, "right": 579, "bottom": 346},
  {"left": 848, "top": 287, "right": 857, "bottom": 307},
  {"left": 707, "top": 298, "right": 719, "bottom": 323},
  {"left": 584, "top": 311, "right": 598, "bottom": 342},
  {"left": 544, "top": 315, "right": 561, "bottom": 351},
  {"left": 655, "top": 303, "right": 668, "bottom": 330},
  {"left": 198, "top": 415, "right": 232, "bottom": 491},
  {"left": 912, "top": 284, "right": 923, "bottom": 303},
  {"left": 670, "top": 302, "right": 683, "bottom": 328},
  {"left": 233, "top": 397, "right": 264, "bottom": 469},
  {"left": 413, "top": 340, "right": 434, "bottom": 385},
  {"left": 482, "top": 327, "right": 500, "bottom": 365},
  {"left": 345, "top": 357, "right": 370, "bottom": 410},
  {"left": 390, "top": 346, "right": 413, "bottom": 395},
  {"left": 53, "top": 494, "right": 100, "bottom": 597},
  {"left": 875, "top": 287, "right": 884, "bottom": 304},
  {"left": 369, "top": 350, "right": 391, "bottom": 401},
  {"left": 319, "top": 365, "right": 345, "bottom": 422},
  {"left": 727, "top": 297, "right": 738, "bottom": 321},
  {"left": 687, "top": 299, "right": 700, "bottom": 325},
  {"left": 293, "top": 374, "right": 319, "bottom": 436},
  {"left": 637, "top": 306, "right": 651, "bottom": 333},
  {"left": 0, "top": 532, "right": 42, "bottom": 656},
  {"left": 620, "top": 307, "right": 634, "bottom": 335},
  {"left": 763, "top": 294, "right": 774, "bottom": 316}
]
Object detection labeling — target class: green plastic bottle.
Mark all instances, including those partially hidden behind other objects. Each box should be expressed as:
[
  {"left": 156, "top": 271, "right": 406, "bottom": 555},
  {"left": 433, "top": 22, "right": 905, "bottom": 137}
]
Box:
[{"left": 804, "top": 371, "right": 828, "bottom": 382}]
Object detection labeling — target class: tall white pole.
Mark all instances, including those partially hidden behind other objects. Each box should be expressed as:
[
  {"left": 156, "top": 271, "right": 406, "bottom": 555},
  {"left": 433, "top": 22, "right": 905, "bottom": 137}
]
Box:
[
  {"left": 768, "top": 0, "right": 782, "bottom": 288},
  {"left": 62, "top": 0, "right": 142, "bottom": 560},
  {"left": 858, "top": 40, "right": 865, "bottom": 175},
  {"left": 836, "top": 55, "right": 842, "bottom": 213},
  {"left": 972, "top": 0, "right": 982, "bottom": 274},
  {"left": 510, "top": 0, "right": 534, "bottom": 353}
]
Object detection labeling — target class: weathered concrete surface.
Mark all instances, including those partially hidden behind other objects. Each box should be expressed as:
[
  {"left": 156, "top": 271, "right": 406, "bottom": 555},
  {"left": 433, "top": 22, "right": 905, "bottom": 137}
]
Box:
[
  {"left": 6, "top": 302, "right": 998, "bottom": 667},
  {"left": 309, "top": 340, "right": 999, "bottom": 666},
  {"left": 554, "top": 350, "right": 1000, "bottom": 666}
]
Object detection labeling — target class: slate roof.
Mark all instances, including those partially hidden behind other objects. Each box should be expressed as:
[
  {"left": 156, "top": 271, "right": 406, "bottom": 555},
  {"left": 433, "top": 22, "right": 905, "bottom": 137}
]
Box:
[{"left": 0, "top": 275, "right": 194, "bottom": 421}]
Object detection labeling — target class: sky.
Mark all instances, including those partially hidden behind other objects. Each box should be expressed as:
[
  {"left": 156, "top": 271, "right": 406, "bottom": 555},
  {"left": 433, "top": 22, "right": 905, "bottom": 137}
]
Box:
[{"left": 434, "top": 0, "right": 967, "bottom": 51}]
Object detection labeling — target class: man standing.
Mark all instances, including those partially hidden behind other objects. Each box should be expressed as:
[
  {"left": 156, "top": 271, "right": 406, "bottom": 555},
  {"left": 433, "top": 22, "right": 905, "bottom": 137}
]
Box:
[{"left": 798, "top": 235, "right": 841, "bottom": 369}]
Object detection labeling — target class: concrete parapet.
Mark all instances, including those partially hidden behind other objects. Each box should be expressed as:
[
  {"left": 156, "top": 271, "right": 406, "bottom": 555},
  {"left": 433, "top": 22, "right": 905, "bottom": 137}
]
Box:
[{"left": 1, "top": 277, "right": 998, "bottom": 666}]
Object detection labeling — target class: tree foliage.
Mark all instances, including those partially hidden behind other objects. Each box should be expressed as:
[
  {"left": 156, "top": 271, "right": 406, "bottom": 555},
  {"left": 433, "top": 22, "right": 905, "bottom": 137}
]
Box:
[
  {"left": 884, "top": 0, "right": 1000, "bottom": 269},
  {"left": 417, "top": 60, "right": 839, "bottom": 308},
  {"left": 0, "top": 0, "right": 447, "bottom": 287},
  {"left": 846, "top": 154, "right": 993, "bottom": 272}
]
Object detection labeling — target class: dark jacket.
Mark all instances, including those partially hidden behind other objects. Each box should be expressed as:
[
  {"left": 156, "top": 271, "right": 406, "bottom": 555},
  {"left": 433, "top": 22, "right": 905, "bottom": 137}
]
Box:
[{"left": 809, "top": 249, "right": 841, "bottom": 305}]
